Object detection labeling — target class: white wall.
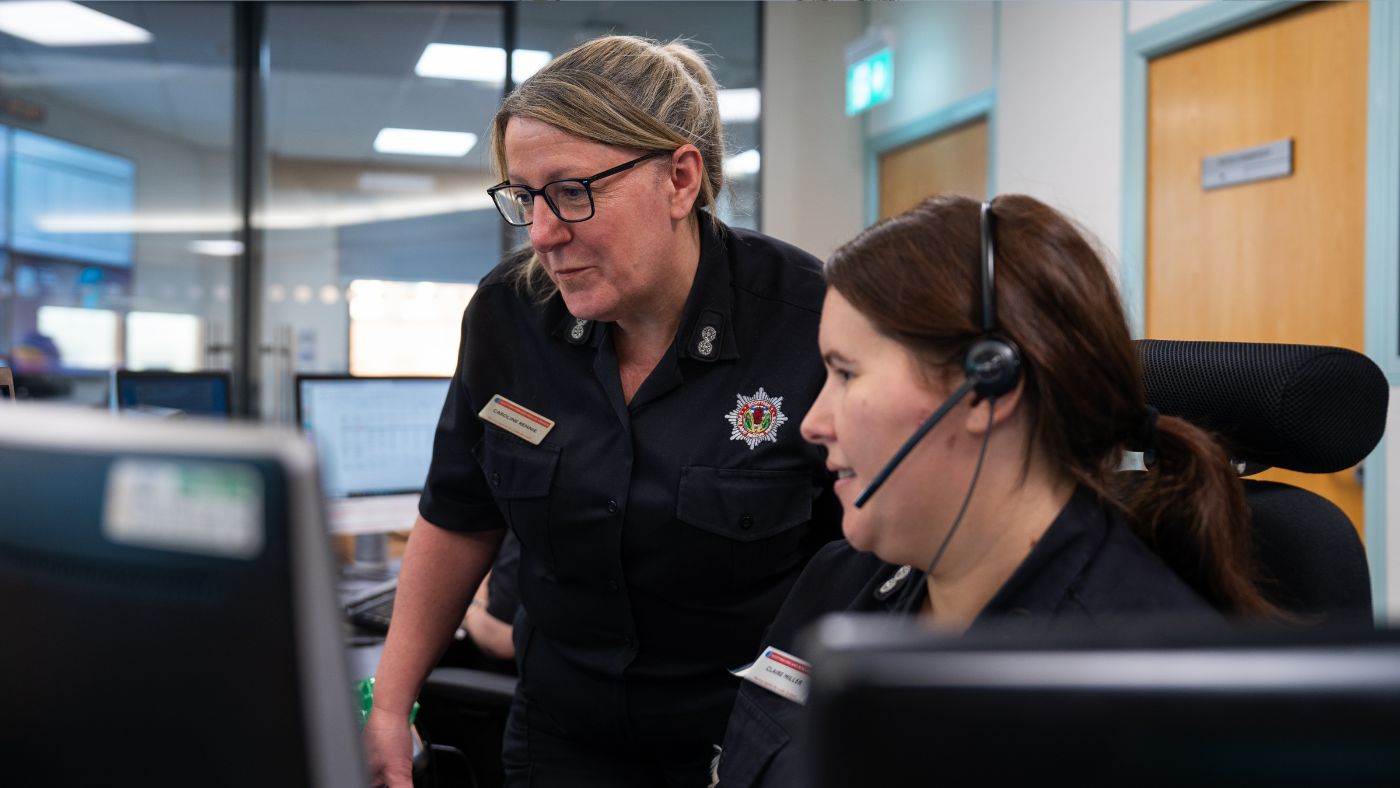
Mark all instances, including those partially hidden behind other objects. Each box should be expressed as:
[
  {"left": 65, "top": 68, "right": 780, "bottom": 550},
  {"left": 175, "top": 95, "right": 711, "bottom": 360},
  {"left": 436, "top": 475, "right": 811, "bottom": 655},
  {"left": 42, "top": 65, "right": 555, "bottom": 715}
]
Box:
[
  {"left": 996, "top": 0, "right": 1125, "bottom": 260},
  {"left": 1129, "top": 0, "right": 1209, "bottom": 33},
  {"left": 760, "top": 1, "right": 865, "bottom": 260}
]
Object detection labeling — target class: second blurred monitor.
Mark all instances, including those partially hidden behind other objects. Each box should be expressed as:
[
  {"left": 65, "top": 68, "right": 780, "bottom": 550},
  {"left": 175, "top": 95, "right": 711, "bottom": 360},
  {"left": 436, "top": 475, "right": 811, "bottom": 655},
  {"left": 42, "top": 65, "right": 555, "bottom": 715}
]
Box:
[
  {"left": 295, "top": 375, "right": 449, "bottom": 537},
  {"left": 114, "top": 369, "right": 232, "bottom": 418}
]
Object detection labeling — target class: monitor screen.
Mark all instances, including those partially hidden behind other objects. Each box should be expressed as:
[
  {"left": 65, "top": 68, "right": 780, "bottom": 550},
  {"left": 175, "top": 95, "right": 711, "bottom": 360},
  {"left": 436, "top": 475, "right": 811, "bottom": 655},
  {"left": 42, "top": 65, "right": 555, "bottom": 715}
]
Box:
[
  {"left": 115, "top": 370, "right": 232, "bottom": 418},
  {"left": 10, "top": 128, "right": 135, "bottom": 267},
  {"left": 802, "top": 616, "right": 1400, "bottom": 787},
  {"left": 295, "top": 375, "right": 449, "bottom": 499},
  {"left": 0, "top": 406, "right": 364, "bottom": 786}
]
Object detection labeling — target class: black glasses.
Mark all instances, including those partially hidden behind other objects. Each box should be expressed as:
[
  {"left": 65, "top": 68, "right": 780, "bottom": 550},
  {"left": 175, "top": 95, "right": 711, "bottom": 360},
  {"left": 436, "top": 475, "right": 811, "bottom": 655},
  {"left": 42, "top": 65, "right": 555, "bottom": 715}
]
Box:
[{"left": 487, "top": 151, "right": 668, "bottom": 227}]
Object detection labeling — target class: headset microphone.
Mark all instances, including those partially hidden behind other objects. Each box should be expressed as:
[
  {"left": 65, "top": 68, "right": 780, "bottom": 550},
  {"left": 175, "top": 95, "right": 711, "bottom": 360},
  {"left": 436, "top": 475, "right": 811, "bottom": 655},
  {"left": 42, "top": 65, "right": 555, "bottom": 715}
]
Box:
[
  {"left": 853, "top": 377, "right": 978, "bottom": 508},
  {"left": 852, "top": 202, "right": 1022, "bottom": 511}
]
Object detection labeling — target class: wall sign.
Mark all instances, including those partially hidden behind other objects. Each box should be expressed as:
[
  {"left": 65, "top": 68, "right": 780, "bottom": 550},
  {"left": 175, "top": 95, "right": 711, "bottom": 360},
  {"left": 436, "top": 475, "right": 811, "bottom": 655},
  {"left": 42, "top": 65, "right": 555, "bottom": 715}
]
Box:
[{"left": 1202, "top": 138, "right": 1293, "bottom": 191}]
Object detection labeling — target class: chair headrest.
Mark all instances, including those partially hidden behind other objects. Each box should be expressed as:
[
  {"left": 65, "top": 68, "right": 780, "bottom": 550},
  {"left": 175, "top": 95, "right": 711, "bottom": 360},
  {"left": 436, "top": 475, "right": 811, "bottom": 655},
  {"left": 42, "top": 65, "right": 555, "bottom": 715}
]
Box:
[{"left": 1135, "top": 340, "right": 1389, "bottom": 473}]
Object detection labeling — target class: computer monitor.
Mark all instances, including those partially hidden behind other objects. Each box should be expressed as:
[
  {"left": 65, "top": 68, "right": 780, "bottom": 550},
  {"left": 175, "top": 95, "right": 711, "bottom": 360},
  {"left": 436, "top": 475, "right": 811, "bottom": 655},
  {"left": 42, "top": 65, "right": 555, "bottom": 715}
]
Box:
[
  {"left": 0, "top": 405, "right": 365, "bottom": 786},
  {"left": 295, "top": 375, "right": 449, "bottom": 535},
  {"left": 114, "top": 369, "right": 232, "bottom": 418},
  {"left": 802, "top": 615, "right": 1400, "bottom": 787},
  {"left": 0, "top": 367, "right": 12, "bottom": 400}
]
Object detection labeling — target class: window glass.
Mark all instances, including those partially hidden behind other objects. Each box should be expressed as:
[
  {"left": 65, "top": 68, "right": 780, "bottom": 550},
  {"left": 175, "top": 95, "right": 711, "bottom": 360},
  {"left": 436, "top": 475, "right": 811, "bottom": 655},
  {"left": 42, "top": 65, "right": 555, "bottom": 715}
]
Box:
[
  {"left": 126, "top": 311, "right": 203, "bottom": 371},
  {"left": 0, "top": 1, "right": 237, "bottom": 404},
  {"left": 263, "top": 2, "right": 505, "bottom": 419},
  {"left": 347, "top": 280, "right": 477, "bottom": 376}
]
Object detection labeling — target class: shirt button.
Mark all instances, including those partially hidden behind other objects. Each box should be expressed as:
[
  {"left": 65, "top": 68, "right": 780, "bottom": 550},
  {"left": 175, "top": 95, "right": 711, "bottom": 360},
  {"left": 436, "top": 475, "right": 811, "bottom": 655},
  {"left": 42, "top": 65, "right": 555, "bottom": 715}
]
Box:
[
  {"left": 622, "top": 636, "right": 635, "bottom": 648},
  {"left": 739, "top": 514, "right": 754, "bottom": 530},
  {"left": 490, "top": 472, "right": 501, "bottom": 487},
  {"left": 607, "top": 499, "right": 619, "bottom": 514},
  {"left": 607, "top": 579, "right": 619, "bottom": 591}
]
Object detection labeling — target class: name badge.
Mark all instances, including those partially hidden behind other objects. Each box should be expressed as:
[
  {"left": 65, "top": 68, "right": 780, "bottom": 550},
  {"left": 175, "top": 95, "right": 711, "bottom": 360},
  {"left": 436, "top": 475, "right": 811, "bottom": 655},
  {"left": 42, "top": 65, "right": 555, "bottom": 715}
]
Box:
[
  {"left": 478, "top": 394, "right": 555, "bottom": 446},
  {"left": 731, "top": 645, "right": 810, "bottom": 705}
]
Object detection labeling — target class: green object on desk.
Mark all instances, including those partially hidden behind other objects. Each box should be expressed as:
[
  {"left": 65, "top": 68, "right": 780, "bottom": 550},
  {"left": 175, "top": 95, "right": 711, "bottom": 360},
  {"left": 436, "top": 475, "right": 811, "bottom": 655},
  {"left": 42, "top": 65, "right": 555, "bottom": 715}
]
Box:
[{"left": 356, "top": 676, "right": 419, "bottom": 730}]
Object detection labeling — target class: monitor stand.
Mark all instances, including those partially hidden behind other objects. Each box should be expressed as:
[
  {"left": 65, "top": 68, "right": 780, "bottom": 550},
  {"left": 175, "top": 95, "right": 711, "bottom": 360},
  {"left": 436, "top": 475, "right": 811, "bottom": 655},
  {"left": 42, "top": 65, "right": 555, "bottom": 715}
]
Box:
[{"left": 343, "top": 533, "right": 396, "bottom": 582}]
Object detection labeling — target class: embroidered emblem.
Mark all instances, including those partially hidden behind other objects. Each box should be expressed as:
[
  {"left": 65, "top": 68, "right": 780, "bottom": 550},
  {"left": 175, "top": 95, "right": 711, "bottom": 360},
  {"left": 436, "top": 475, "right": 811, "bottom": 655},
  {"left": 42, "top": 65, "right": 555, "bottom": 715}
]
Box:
[
  {"left": 697, "top": 325, "right": 718, "bottom": 358},
  {"left": 570, "top": 318, "right": 588, "bottom": 341},
  {"left": 877, "top": 565, "right": 913, "bottom": 598},
  {"left": 725, "top": 387, "right": 788, "bottom": 450}
]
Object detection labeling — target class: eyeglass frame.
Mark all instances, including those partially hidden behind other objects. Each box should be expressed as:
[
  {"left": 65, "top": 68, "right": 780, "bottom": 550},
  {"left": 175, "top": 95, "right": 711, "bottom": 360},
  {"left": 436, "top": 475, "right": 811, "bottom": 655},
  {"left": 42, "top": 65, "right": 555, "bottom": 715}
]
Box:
[{"left": 486, "top": 150, "right": 671, "bottom": 227}]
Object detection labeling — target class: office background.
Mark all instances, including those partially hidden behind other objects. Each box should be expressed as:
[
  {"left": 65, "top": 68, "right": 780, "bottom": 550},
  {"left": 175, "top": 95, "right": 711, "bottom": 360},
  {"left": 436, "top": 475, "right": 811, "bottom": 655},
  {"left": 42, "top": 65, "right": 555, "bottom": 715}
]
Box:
[{"left": 0, "top": 0, "right": 1396, "bottom": 620}]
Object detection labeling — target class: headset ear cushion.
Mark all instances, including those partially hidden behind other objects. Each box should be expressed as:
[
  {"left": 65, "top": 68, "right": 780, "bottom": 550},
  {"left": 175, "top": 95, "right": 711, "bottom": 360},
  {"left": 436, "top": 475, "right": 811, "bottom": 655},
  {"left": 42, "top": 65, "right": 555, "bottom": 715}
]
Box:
[{"left": 964, "top": 337, "right": 1022, "bottom": 398}]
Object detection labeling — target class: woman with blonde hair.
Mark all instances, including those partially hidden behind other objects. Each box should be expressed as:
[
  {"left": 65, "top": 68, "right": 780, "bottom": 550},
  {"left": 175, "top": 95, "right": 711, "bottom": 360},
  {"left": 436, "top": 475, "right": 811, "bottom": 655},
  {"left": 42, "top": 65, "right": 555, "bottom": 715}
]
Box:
[
  {"left": 716, "top": 195, "right": 1276, "bottom": 786},
  {"left": 363, "top": 35, "right": 839, "bottom": 788}
]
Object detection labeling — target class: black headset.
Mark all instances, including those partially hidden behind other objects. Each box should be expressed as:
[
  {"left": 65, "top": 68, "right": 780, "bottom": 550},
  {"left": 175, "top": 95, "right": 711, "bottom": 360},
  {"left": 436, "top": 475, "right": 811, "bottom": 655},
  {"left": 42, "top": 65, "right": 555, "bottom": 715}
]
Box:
[
  {"left": 853, "top": 200, "right": 1022, "bottom": 508},
  {"left": 965, "top": 201, "right": 1023, "bottom": 398}
]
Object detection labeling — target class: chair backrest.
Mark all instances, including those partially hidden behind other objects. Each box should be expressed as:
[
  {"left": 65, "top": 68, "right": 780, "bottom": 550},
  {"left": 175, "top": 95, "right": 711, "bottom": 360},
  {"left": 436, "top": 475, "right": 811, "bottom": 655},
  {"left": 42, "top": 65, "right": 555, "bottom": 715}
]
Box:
[{"left": 1135, "top": 340, "right": 1388, "bottom": 622}]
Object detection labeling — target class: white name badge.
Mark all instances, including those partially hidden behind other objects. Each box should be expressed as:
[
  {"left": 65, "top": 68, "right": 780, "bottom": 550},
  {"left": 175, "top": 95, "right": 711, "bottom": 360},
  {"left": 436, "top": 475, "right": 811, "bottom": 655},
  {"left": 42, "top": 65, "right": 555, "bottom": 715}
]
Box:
[
  {"left": 478, "top": 394, "right": 555, "bottom": 445},
  {"left": 731, "top": 645, "right": 811, "bottom": 705}
]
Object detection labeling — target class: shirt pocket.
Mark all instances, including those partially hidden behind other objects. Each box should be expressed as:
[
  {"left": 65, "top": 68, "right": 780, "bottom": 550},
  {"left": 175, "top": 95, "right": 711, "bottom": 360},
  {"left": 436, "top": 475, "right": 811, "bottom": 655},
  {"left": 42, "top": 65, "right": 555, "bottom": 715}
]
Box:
[
  {"left": 676, "top": 466, "right": 817, "bottom": 590},
  {"left": 476, "top": 427, "right": 561, "bottom": 571}
]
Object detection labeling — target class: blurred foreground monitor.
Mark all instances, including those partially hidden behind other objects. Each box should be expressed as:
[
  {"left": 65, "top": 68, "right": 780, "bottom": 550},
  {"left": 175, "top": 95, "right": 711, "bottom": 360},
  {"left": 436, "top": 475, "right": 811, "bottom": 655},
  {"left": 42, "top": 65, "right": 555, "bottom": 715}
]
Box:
[
  {"left": 803, "top": 615, "right": 1400, "bottom": 788},
  {"left": 0, "top": 406, "right": 364, "bottom": 786}
]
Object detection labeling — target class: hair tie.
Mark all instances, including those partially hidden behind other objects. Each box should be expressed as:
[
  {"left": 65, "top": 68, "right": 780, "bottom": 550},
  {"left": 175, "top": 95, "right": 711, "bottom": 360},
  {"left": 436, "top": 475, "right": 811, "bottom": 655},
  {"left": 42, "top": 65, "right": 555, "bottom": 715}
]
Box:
[{"left": 1126, "top": 405, "right": 1159, "bottom": 452}]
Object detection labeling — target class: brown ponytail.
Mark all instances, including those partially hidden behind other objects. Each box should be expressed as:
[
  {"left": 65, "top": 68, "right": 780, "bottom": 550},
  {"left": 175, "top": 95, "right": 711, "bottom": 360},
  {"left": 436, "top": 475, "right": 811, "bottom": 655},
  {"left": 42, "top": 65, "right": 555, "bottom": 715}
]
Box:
[
  {"left": 1109, "top": 415, "right": 1280, "bottom": 616},
  {"left": 826, "top": 194, "right": 1281, "bottom": 618}
]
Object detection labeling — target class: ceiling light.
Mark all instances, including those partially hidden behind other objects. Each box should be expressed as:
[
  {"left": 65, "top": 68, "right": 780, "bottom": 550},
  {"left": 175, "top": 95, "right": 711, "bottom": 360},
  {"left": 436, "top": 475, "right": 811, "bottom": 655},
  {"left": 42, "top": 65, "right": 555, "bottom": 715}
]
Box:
[
  {"left": 415, "top": 43, "right": 552, "bottom": 84},
  {"left": 373, "top": 128, "right": 477, "bottom": 157},
  {"left": 0, "top": 1, "right": 151, "bottom": 46},
  {"left": 718, "top": 88, "right": 761, "bottom": 124}
]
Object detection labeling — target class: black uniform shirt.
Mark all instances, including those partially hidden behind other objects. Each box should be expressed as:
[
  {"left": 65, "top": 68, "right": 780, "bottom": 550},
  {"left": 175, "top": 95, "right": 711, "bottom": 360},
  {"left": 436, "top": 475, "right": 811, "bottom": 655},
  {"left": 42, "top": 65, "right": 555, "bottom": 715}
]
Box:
[
  {"left": 718, "top": 486, "right": 1220, "bottom": 788},
  {"left": 420, "top": 219, "right": 841, "bottom": 749}
]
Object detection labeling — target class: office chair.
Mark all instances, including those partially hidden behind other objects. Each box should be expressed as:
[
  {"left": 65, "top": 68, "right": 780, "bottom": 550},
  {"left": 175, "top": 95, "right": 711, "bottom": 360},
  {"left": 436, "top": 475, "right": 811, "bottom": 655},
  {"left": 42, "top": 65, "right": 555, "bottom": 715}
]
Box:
[
  {"left": 1135, "top": 339, "right": 1388, "bottom": 623},
  {"left": 410, "top": 647, "right": 519, "bottom": 788}
]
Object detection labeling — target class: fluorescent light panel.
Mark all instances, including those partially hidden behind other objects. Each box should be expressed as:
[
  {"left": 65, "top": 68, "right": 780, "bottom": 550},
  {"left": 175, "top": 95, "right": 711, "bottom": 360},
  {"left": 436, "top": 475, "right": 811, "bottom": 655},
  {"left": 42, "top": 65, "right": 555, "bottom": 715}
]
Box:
[
  {"left": 0, "top": 1, "right": 151, "bottom": 46},
  {"left": 374, "top": 128, "right": 477, "bottom": 157},
  {"left": 415, "top": 43, "right": 552, "bottom": 84}
]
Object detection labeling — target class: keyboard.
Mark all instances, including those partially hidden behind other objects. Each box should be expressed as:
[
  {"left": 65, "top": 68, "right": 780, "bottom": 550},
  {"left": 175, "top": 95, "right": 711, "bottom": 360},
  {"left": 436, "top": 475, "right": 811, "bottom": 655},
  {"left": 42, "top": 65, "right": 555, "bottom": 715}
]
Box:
[{"left": 344, "top": 578, "right": 398, "bottom": 633}]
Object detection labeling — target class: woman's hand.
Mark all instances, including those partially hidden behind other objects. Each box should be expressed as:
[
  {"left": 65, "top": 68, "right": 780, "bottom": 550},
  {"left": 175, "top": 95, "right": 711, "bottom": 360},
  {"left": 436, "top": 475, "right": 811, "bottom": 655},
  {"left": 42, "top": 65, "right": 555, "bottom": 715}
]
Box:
[{"left": 362, "top": 707, "right": 414, "bottom": 788}]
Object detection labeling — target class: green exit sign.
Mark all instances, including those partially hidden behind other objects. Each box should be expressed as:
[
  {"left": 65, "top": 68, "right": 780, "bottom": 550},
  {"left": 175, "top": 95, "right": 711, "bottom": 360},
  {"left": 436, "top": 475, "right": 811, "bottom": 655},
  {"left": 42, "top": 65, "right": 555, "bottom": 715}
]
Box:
[{"left": 846, "top": 47, "right": 893, "bottom": 116}]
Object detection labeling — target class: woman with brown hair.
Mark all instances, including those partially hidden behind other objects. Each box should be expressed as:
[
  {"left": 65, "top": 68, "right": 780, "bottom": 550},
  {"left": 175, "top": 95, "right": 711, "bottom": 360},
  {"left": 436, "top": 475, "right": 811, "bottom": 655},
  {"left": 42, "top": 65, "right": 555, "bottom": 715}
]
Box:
[{"left": 715, "top": 194, "right": 1276, "bottom": 787}]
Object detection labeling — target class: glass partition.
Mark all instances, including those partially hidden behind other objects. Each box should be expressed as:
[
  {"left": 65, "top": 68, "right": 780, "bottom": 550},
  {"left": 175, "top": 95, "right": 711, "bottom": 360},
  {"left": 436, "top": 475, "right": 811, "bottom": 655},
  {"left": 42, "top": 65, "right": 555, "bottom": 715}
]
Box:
[
  {"left": 260, "top": 2, "right": 507, "bottom": 420},
  {"left": 0, "top": 1, "right": 237, "bottom": 406}
]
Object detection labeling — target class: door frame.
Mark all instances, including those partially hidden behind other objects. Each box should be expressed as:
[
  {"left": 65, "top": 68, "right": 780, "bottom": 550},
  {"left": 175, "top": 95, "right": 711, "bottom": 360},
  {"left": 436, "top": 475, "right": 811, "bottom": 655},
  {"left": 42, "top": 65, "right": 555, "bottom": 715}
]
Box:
[
  {"left": 1120, "top": 0, "right": 1400, "bottom": 619},
  {"left": 864, "top": 89, "right": 997, "bottom": 226}
]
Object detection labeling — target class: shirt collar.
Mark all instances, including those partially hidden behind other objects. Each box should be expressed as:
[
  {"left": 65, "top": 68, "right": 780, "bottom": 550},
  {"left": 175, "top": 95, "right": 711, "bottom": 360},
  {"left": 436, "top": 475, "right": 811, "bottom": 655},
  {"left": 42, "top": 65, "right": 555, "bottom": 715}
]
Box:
[
  {"left": 972, "top": 486, "right": 1105, "bottom": 624},
  {"left": 550, "top": 218, "right": 739, "bottom": 361},
  {"left": 674, "top": 218, "right": 740, "bottom": 363},
  {"left": 864, "top": 486, "right": 1105, "bottom": 619}
]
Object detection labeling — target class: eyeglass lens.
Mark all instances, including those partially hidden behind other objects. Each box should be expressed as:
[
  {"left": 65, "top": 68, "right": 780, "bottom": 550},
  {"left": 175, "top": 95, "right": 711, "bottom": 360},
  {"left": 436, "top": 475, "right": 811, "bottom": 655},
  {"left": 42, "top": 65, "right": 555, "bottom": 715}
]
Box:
[{"left": 493, "top": 181, "right": 592, "bottom": 225}]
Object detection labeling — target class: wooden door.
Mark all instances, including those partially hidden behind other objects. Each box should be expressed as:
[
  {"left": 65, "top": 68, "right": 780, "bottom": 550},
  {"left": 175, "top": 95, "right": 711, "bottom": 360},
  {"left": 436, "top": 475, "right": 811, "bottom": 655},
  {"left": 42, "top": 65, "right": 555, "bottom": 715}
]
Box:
[
  {"left": 1147, "top": 1, "right": 1369, "bottom": 532},
  {"left": 878, "top": 118, "right": 988, "bottom": 220}
]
